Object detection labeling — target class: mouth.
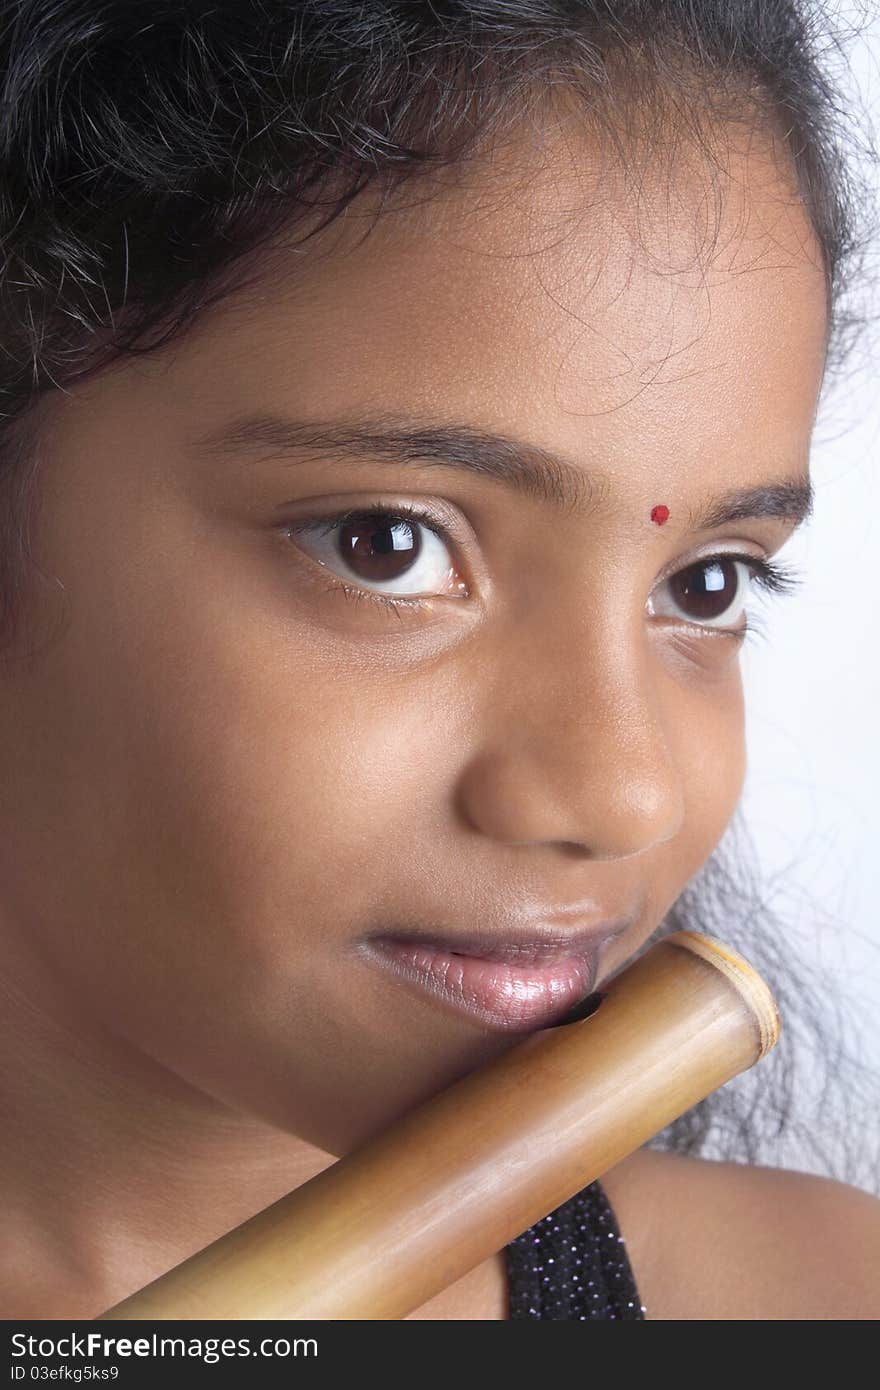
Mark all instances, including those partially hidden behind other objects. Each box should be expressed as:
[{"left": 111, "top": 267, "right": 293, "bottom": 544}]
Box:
[{"left": 360, "top": 922, "right": 629, "bottom": 1033}]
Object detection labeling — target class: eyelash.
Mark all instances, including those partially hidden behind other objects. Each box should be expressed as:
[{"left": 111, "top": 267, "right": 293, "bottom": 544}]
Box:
[{"left": 284, "top": 501, "right": 804, "bottom": 642}]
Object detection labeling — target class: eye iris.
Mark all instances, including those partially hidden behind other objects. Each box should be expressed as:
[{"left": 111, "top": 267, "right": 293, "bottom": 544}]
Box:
[
  {"left": 339, "top": 515, "right": 421, "bottom": 582},
  {"left": 670, "top": 558, "right": 740, "bottom": 621}
]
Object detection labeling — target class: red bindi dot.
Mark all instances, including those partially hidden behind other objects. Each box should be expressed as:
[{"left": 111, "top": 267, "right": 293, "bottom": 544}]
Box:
[{"left": 650, "top": 505, "right": 670, "bottom": 525}]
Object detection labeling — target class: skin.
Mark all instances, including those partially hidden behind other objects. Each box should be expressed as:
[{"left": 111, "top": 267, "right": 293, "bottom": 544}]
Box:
[{"left": 0, "top": 96, "right": 866, "bottom": 1320}]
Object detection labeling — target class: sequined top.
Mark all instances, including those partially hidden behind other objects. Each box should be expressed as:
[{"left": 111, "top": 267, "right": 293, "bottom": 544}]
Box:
[{"left": 504, "top": 1179, "right": 647, "bottom": 1319}]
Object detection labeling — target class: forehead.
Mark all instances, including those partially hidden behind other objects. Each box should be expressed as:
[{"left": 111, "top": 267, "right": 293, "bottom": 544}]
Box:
[{"left": 117, "top": 108, "right": 831, "bottom": 497}]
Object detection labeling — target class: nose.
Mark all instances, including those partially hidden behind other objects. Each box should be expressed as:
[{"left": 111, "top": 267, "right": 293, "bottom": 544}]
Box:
[{"left": 456, "top": 614, "right": 686, "bottom": 860}]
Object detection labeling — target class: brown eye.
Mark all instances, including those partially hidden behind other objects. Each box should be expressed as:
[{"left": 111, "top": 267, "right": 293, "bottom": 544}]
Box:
[
  {"left": 285, "top": 505, "right": 468, "bottom": 599},
  {"left": 338, "top": 514, "right": 421, "bottom": 584},
  {"left": 650, "top": 556, "right": 755, "bottom": 630}
]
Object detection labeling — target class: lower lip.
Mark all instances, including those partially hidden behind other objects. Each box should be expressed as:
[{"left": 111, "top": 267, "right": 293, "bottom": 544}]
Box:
[{"left": 364, "top": 937, "right": 607, "bottom": 1032}]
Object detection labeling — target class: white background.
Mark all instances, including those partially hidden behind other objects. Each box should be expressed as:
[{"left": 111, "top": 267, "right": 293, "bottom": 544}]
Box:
[{"left": 738, "top": 2, "right": 879, "bottom": 1186}]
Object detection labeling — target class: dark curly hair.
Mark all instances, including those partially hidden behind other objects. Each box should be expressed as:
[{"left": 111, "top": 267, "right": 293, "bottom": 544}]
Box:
[{"left": 1, "top": 1, "right": 877, "bottom": 1187}]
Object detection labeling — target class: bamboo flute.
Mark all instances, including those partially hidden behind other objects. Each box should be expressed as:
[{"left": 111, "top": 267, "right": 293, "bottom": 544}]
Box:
[{"left": 98, "top": 929, "right": 780, "bottom": 1321}]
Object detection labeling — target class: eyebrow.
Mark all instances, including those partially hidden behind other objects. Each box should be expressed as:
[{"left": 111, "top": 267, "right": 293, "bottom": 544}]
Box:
[{"left": 191, "top": 412, "right": 814, "bottom": 532}]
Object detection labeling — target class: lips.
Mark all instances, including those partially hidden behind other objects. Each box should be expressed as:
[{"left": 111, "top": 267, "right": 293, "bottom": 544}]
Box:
[{"left": 361, "top": 919, "right": 629, "bottom": 1032}]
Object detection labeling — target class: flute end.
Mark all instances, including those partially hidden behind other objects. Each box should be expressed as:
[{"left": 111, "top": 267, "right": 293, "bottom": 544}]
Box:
[{"left": 663, "top": 930, "right": 781, "bottom": 1060}]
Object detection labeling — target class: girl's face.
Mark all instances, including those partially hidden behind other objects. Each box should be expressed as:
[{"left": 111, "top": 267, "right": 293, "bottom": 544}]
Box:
[{"left": 0, "top": 115, "right": 827, "bottom": 1155}]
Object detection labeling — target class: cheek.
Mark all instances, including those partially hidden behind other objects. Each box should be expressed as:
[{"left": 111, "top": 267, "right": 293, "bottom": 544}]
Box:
[
  {"left": 105, "top": 634, "right": 431, "bottom": 961},
  {"left": 661, "top": 669, "right": 746, "bottom": 911},
  {"left": 97, "top": 557, "right": 474, "bottom": 977}
]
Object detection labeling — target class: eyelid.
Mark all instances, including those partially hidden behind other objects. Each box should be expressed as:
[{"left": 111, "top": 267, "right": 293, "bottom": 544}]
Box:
[
  {"left": 653, "top": 540, "right": 765, "bottom": 586},
  {"left": 279, "top": 494, "right": 468, "bottom": 545}
]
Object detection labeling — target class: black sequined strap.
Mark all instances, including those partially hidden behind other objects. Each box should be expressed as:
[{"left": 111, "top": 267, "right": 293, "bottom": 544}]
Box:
[{"left": 505, "top": 1179, "right": 646, "bottom": 1319}]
